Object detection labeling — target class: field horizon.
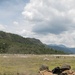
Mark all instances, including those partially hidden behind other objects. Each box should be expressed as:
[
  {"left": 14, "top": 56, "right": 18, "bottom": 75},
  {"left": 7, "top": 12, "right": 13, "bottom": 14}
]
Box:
[{"left": 0, "top": 54, "right": 75, "bottom": 75}]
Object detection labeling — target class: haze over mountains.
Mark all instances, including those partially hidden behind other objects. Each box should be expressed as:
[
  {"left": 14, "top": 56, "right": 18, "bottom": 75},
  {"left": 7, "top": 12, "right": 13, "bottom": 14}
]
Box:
[{"left": 47, "top": 44, "right": 75, "bottom": 54}]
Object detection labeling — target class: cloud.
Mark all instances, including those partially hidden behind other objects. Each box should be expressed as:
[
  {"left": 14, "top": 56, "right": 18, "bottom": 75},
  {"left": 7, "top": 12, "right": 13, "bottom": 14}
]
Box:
[
  {"left": 0, "top": 0, "right": 75, "bottom": 47},
  {"left": 22, "top": 0, "right": 75, "bottom": 34},
  {"left": 13, "top": 21, "right": 19, "bottom": 26},
  {"left": 19, "top": 29, "right": 35, "bottom": 37},
  {"left": 37, "top": 30, "right": 75, "bottom": 47},
  {"left": 0, "top": 24, "right": 5, "bottom": 30},
  {"left": 0, "top": 0, "right": 30, "bottom": 37},
  {"left": 21, "top": 0, "right": 75, "bottom": 47}
]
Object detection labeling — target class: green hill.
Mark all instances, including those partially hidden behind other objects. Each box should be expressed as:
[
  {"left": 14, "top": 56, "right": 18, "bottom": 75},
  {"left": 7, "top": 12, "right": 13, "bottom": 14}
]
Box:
[{"left": 0, "top": 31, "right": 65, "bottom": 54}]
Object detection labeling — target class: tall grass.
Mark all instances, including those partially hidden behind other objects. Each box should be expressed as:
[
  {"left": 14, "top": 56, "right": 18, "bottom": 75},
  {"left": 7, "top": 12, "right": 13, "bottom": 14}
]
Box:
[{"left": 0, "top": 54, "right": 75, "bottom": 75}]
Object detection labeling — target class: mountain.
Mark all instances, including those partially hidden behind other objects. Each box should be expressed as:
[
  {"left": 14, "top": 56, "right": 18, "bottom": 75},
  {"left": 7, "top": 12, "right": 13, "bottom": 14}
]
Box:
[
  {"left": 69, "top": 48, "right": 75, "bottom": 53},
  {"left": 47, "top": 44, "right": 74, "bottom": 54},
  {"left": 0, "top": 31, "right": 65, "bottom": 54}
]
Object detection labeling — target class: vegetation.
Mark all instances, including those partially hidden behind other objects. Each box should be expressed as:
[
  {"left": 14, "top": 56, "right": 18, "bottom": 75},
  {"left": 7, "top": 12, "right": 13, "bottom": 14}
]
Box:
[
  {"left": 0, "top": 54, "right": 75, "bottom": 75},
  {"left": 0, "top": 31, "right": 65, "bottom": 54}
]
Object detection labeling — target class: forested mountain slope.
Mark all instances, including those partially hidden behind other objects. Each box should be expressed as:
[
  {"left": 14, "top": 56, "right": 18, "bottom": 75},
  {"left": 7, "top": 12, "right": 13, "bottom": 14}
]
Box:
[{"left": 0, "top": 31, "right": 65, "bottom": 54}]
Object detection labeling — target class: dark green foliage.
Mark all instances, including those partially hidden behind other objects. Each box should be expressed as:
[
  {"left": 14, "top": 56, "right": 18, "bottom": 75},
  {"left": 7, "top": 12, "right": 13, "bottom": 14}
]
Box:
[
  {"left": 0, "top": 31, "right": 65, "bottom": 54},
  {"left": 0, "top": 42, "right": 8, "bottom": 53}
]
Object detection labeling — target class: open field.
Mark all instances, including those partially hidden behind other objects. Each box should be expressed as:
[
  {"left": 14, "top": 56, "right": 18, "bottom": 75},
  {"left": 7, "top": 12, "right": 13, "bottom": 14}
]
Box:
[{"left": 0, "top": 54, "right": 75, "bottom": 75}]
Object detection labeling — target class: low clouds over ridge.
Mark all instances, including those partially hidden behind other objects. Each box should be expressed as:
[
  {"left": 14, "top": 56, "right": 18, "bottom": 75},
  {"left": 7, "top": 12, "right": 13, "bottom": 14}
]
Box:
[
  {"left": 0, "top": 0, "right": 75, "bottom": 47},
  {"left": 22, "top": 0, "right": 75, "bottom": 34}
]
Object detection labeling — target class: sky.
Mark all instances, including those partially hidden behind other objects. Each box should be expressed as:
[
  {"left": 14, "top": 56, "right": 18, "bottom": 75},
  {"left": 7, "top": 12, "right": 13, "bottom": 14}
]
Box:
[{"left": 0, "top": 0, "right": 75, "bottom": 47}]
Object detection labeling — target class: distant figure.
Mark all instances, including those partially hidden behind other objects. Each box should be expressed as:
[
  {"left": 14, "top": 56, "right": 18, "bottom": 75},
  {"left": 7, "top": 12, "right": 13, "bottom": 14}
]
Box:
[{"left": 39, "top": 64, "right": 53, "bottom": 75}]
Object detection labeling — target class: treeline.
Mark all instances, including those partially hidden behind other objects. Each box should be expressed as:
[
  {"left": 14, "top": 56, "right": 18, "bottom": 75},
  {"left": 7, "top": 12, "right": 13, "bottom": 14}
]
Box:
[{"left": 0, "top": 31, "right": 65, "bottom": 54}]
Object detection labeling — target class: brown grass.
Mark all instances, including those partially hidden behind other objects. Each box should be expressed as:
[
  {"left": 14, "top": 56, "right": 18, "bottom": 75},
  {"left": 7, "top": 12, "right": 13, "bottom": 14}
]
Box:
[{"left": 0, "top": 54, "right": 75, "bottom": 75}]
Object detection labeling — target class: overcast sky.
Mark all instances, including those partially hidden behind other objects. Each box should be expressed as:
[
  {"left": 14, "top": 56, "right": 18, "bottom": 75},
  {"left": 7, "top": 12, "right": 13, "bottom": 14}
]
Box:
[{"left": 0, "top": 0, "right": 75, "bottom": 47}]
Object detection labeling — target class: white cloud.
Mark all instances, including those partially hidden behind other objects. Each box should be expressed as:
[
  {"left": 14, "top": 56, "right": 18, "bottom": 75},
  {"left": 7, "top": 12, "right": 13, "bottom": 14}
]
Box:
[
  {"left": 0, "top": 24, "right": 5, "bottom": 30},
  {"left": 0, "top": 0, "right": 75, "bottom": 47},
  {"left": 13, "top": 21, "right": 19, "bottom": 26},
  {"left": 21, "top": 0, "right": 75, "bottom": 47},
  {"left": 22, "top": 0, "right": 75, "bottom": 34},
  {"left": 19, "top": 29, "right": 35, "bottom": 37},
  {"left": 38, "top": 30, "right": 75, "bottom": 47}
]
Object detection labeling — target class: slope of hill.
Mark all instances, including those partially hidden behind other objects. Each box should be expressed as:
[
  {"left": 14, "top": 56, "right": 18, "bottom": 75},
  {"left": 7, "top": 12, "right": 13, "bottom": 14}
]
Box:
[
  {"left": 47, "top": 44, "right": 73, "bottom": 54},
  {"left": 68, "top": 48, "right": 75, "bottom": 53},
  {"left": 0, "top": 31, "right": 65, "bottom": 54}
]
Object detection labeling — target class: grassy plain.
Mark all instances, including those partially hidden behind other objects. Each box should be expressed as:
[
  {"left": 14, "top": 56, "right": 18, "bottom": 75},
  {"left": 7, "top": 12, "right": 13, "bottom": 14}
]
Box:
[{"left": 0, "top": 54, "right": 75, "bottom": 75}]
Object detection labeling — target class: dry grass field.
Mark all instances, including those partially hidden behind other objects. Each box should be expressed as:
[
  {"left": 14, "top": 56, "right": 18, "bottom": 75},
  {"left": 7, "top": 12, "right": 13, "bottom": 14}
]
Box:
[{"left": 0, "top": 54, "right": 75, "bottom": 75}]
